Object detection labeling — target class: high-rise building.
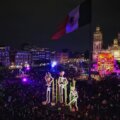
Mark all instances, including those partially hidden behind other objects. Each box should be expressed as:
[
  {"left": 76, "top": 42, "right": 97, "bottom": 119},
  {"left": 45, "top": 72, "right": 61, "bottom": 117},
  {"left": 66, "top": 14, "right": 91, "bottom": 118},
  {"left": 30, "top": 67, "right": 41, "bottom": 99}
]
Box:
[{"left": 0, "top": 46, "right": 10, "bottom": 66}]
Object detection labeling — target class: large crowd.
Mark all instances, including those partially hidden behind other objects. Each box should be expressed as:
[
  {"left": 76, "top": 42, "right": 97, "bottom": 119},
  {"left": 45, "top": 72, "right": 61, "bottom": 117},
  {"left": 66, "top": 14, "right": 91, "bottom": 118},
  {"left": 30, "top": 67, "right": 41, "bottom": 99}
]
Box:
[{"left": 0, "top": 67, "right": 120, "bottom": 120}]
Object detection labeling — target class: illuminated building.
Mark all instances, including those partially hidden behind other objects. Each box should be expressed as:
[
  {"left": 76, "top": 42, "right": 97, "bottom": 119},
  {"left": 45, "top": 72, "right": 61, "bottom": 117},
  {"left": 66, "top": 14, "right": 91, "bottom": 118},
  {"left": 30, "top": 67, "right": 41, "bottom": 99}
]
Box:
[
  {"left": 15, "top": 51, "right": 31, "bottom": 65},
  {"left": 108, "top": 39, "right": 120, "bottom": 60},
  {"left": 51, "top": 51, "right": 56, "bottom": 61},
  {"left": 67, "top": 58, "right": 88, "bottom": 63},
  {"left": 0, "top": 46, "right": 10, "bottom": 66},
  {"left": 30, "top": 48, "right": 50, "bottom": 65},
  {"left": 92, "top": 26, "right": 120, "bottom": 61},
  {"left": 55, "top": 52, "right": 69, "bottom": 64},
  {"left": 92, "top": 27, "right": 103, "bottom": 62}
]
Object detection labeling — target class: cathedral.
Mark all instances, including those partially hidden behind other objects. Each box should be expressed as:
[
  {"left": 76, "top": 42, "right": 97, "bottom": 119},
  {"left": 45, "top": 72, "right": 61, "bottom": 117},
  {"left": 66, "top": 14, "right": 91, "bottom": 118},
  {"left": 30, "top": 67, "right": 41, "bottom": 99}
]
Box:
[{"left": 92, "top": 26, "right": 120, "bottom": 62}]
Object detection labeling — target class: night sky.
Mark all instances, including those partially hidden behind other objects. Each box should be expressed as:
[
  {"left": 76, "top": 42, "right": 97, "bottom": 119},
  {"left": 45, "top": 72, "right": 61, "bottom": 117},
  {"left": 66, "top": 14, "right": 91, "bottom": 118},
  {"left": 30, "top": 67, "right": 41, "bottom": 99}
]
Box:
[{"left": 0, "top": 0, "right": 120, "bottom": 51}]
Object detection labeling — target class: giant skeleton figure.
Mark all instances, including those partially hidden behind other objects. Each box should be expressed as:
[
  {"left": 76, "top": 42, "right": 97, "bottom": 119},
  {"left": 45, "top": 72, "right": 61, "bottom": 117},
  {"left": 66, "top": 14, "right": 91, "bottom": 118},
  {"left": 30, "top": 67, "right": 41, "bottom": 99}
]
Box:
[
  {"left": 68, "top": 81, "right": 78, "bottom": 111},
  {"left": 58, "top": 71, "right": 68, "bottom": 104},
  {"left": 45, "top": 72, "right": 54, "bottom": 104}
]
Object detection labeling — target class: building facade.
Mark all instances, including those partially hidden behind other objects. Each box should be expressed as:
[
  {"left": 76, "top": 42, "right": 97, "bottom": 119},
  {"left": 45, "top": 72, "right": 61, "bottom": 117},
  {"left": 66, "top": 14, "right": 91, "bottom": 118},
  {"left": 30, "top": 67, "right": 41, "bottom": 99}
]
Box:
[
  {"left": 108, "top": 39, "right": 120, "bottom": 60},
  {"left": 92, "top": 26, "right": 120, "bottom": 62},
  {"left": 0, "top": 46, "right": 10, "bottom": 66},
  {"left": 15, "top": 51, "right": 31, "bottom": 65},
  {"left": 92, "top": 27, "right": 103, "bottom": 62},
  {"left": 55, "top": 52, "right": 69, "bottom": 64},
  {"left": 30, "top": 48, "right": 51, "bottom": 65}
]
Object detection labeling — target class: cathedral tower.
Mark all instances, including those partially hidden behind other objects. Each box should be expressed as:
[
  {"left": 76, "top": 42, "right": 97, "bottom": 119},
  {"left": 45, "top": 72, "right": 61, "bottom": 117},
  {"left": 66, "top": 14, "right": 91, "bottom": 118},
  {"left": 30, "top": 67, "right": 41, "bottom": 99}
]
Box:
[{"left": 92, "top": 27, "right": 103, "bottom": 62}]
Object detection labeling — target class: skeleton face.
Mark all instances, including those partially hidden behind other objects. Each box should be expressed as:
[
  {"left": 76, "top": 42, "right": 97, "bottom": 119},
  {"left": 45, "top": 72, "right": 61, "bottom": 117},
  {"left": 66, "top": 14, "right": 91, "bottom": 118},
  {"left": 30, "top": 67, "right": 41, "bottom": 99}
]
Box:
[
  {"left": 60, "top": 71, "right": 65, "bottom": 77},
  {"left": 46, "top": 77, "right": 51, "bottom": 82},
  {"left": 45, "top": 72, "right": 52, "bottom": 82}
]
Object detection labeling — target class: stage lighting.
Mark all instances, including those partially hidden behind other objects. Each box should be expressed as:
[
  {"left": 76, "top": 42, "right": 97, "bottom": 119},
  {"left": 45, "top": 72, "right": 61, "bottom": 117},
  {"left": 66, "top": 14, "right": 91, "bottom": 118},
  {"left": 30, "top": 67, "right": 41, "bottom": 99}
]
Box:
[{"left": 51, "top": 61, "right": 57, "bottom": 68}]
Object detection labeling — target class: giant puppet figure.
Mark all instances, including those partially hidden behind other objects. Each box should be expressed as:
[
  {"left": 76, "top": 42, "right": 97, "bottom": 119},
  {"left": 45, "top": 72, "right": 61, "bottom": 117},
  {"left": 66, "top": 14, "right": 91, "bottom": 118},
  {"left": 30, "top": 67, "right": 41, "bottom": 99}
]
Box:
[
  {"left": 44, "top": 72, "right": 54, "bottom": 104},
  {"left": 58, "top": 71, "right": 68, "bottom": 104},
  {"left": 68, "top": 80, "right": 78, "bottom": 112}
]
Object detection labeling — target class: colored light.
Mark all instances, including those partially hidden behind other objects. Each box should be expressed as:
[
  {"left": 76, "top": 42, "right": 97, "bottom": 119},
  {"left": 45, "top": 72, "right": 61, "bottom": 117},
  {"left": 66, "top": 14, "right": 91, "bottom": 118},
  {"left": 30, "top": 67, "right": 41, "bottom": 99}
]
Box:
[
  {"left": 26, "top": 67, "right": 30, "bottom": 70},
  {"left": 22, "top": 78, "right": 27, "bottom": 82},
  {"left": 97, "top": 53, "right": 114, "bottom": 75},
  {"left": 51, "top": 61, "right": 57, "bottom": 68}
]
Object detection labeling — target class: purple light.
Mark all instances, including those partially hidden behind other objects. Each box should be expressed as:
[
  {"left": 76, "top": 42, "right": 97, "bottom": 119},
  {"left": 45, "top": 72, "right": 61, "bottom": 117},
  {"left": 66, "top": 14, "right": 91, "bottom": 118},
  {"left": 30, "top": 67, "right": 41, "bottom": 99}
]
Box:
[
  {"left": 22, "top": 78, "right": 27, "bottom": 82},
  {"left": 26, "top": 67, "right": 30, "bottom": 70}
]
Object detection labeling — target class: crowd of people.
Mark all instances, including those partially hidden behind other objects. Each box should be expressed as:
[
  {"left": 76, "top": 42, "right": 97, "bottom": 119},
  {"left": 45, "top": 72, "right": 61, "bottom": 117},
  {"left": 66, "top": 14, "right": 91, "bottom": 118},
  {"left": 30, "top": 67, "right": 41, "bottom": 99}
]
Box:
[{"left": 0, "top": 67, "right": 120, "bottom": 120}]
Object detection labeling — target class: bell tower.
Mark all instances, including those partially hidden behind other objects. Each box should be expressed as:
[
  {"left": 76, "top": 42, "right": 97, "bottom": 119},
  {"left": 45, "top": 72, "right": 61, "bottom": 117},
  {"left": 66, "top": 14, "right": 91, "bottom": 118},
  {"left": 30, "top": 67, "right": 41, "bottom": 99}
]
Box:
[
  {"left": 113, "top": 39, "right": 118, "bottom": 47},
  {"left": 92, "top": 26, "right": 103, "bottom": 62}
]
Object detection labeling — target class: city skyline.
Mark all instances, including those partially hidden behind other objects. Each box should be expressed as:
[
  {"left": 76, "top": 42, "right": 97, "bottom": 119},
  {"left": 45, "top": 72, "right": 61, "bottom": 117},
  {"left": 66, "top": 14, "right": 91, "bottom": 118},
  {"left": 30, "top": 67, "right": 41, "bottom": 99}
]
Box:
[{"left": 0, "top": 0, "right": 120, "bottom": 51}]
